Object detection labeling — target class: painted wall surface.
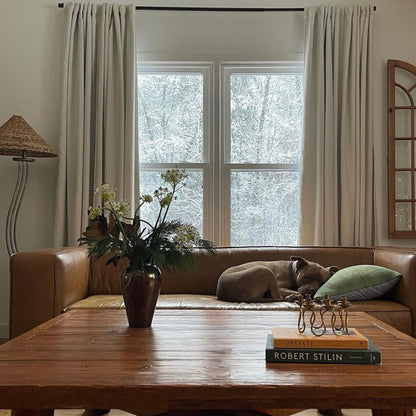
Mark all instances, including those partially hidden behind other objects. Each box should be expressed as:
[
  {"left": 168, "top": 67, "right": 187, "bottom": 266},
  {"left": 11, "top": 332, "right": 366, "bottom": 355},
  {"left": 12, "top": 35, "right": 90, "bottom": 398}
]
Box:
[{"left": 0, "top": 0, "right": 415, "bottom": 337}]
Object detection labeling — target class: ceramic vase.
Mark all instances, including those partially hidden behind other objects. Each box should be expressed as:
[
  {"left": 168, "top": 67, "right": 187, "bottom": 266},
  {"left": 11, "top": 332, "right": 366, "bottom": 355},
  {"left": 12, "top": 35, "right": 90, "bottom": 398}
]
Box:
[{"left": 121, "top": 265, "right": 162, "bottom": 327}]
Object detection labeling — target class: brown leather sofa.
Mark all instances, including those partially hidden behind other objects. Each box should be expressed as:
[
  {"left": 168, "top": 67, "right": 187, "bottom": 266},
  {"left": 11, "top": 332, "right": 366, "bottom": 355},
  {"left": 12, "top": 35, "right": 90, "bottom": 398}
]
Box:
[{"left": 9, "top": 245, "right": 416, "bottom": 339}]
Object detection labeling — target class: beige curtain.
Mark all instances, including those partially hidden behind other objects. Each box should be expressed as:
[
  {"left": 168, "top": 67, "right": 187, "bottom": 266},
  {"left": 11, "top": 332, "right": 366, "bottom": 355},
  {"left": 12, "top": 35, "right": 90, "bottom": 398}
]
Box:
[
  {"left": 299, "top": 5, "right": 374, "bottom": 246},
  {"left": 54, "top": 2, "right": 136, "bottom": 246}
]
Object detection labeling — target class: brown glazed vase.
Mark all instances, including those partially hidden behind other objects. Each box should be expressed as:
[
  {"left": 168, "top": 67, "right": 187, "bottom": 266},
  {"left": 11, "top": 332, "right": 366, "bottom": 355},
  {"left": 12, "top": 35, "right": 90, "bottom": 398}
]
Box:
[{"left": 121, "top": 265, "right": 162, "bottom": 328}]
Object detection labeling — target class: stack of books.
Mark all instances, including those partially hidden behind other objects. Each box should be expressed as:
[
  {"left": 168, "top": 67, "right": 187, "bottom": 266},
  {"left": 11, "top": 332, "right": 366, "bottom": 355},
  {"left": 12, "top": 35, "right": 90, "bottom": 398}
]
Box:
[{"left": 265, "top": 327, "right": 381, "bottom": 365}]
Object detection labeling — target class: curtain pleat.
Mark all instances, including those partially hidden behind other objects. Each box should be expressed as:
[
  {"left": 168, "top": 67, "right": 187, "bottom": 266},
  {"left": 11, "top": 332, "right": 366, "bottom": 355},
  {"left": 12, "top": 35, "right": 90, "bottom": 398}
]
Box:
[
  {"left": 54, "top": 2, "right": 136, "bottom": 246},
  {"left": 299, "top": 5, "right": 374, "bottom": 246}
]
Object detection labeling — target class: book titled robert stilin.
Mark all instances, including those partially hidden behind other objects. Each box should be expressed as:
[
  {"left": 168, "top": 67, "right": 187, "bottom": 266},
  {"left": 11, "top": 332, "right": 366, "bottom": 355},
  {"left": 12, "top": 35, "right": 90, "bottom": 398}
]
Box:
[{"left": 265, "top": 334, "right": 381, "bottom": 365}]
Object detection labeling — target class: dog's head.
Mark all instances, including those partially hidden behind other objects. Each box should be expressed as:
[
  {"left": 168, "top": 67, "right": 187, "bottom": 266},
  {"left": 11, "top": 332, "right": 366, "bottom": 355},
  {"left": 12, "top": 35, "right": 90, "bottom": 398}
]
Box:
[{"left": 290, "top": 256, "right": 339, "bottom": 297}]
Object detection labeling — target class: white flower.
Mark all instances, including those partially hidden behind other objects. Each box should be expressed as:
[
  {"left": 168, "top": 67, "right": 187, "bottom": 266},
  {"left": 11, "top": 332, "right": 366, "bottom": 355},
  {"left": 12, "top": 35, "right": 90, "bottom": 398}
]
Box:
[
  {"left": 161, "top": 169, "right": 188, "bottom": 186},
  {"left": 173, "top": 224, "right": 201, "bottom": 253},
  {"left": 141, "top": 194, "right": 153, "bottom": 203},
  {"left": 113, "top": 200, "right": 130, "bottom": 217},
  {"left": 159, "top": 193, "right": 173, "bottom": 208},
  {"left": 95, "top": 183, "right": 116, "bottom": 202},
  {"left": 88, "top": 206, "right": 102, "bottom": 220}
]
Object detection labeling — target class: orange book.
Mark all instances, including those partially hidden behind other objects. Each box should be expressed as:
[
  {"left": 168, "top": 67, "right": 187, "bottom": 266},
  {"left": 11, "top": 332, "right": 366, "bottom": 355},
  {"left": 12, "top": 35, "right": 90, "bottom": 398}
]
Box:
[{"left": 271, "top": 327, "right": 369, "bottom": 350}]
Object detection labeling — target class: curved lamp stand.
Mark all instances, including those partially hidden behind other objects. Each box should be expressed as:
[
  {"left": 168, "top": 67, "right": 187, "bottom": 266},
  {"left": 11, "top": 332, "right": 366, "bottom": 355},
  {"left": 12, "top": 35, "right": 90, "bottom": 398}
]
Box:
[
  {"left": 0, "top": 116, "right": 58, "bottom": 256},
  {"left": 5, "top": 153, "right": 34, "bottom": 256}
]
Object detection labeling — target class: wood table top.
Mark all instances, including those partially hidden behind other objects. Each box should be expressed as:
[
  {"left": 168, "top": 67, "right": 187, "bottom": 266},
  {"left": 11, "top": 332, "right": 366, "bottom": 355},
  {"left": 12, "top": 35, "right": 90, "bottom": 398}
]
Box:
[{"left": 0, "top": 309, "right": 415, "bottom": 413}]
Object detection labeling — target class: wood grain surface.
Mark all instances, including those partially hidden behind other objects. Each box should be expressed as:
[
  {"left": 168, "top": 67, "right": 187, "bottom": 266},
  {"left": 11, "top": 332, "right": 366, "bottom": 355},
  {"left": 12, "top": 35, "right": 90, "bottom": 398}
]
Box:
[{"left": 0, "top": 310, "right": 415, "bottom": 415}]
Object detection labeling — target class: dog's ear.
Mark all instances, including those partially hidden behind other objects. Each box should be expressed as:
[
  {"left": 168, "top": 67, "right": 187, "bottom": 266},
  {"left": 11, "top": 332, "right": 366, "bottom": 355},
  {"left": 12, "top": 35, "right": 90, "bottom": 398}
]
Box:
[
  {"left": 327, "top": 266, "right": 339, "bottom": 275},
  {"left": 290, "top": 256, "right": 308, "bottom": 270}
]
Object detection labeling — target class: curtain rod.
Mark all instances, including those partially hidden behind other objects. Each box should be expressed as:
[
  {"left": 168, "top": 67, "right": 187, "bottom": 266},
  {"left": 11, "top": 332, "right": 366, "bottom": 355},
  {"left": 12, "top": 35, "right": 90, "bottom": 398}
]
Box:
[{"left": 57, "top": 4, "right": 376, "bottom": 12}]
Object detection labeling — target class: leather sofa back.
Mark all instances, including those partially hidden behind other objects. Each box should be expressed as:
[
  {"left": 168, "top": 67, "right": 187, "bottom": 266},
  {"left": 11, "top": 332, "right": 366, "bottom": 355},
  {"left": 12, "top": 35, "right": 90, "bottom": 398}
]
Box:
[
  {"left": 88, "top": 246, "right": 374, "bottom": 296},
  {"left": 10, "top": 245, "right": 416, "bottom": 339}
]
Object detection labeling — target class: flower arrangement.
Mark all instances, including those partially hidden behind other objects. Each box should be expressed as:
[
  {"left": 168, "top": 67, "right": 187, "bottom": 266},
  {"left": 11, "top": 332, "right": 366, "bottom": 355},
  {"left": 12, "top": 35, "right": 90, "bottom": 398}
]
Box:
[{"left": 79, "top": 169, "right": 216, "bottom": 272}]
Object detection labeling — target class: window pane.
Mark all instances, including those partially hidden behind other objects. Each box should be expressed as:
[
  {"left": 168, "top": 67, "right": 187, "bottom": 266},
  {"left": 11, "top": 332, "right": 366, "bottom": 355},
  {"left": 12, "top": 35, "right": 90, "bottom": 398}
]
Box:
[
  {"left": 395, "top": 109, "right": 411, "bottom": 137},
  {"left": 395, "top": 171, "right": 411, "bottom": 199},
  {"left": 395, "top": 140, "right": 411, "bottom": 168},
  {"left": 230, "top": 171, "right": 299, "bottom": 245},
  {"left": 139, "top": 170, "right": 204, "bottom": 234},
  {"left": 230, "top": 73, "right": 303, "bottom": 164},
  {"left": 138, "top": 73, "right": 204, "bottom": 163}
]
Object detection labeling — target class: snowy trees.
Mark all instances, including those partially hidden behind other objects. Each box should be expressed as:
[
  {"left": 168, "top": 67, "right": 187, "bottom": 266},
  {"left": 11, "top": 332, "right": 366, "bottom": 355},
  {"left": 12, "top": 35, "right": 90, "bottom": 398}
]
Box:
[
  {"left": 229, "top": 73, "right": 302, "bottom": 245},
  {"left": 138, "top": 73, "right": 204, "bottom": 163},
  {"left": 230, "top": 74, "right": 302, "bottom": 164}
]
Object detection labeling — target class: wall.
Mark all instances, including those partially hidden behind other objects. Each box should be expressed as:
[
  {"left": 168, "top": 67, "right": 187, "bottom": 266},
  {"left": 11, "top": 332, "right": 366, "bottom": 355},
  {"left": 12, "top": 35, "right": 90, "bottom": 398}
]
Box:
[
  {"left": 372, "top": 0, "right": 416, "bottom": 246},
  {"left": 0, "top": 0, "right": 415, "bottom": 338},
  {"left": 136, "top": 7, "right": 303, "bottom": 61},
  {"left": 0, "top": 0, "right": 64, "bottom": 338}
]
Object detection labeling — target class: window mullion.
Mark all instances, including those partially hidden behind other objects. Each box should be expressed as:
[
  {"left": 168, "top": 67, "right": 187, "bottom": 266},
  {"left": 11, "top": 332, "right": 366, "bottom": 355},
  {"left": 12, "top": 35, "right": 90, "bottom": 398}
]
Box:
[{"left": 228, "top": 163, "right": 300, "bottom": 171}]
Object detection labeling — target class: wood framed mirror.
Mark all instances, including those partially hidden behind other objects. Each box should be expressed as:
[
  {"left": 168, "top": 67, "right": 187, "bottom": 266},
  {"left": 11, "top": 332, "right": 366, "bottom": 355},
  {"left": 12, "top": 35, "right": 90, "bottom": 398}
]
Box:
[{"left": 388, "top": 59, "right": 416, "bottom": 238}]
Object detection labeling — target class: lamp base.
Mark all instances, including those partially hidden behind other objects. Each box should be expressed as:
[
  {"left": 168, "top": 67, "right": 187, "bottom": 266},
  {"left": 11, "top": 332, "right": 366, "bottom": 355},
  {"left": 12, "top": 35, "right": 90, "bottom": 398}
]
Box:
[{"left": 6, "top": 157, "right": 34, "bottom": 256}]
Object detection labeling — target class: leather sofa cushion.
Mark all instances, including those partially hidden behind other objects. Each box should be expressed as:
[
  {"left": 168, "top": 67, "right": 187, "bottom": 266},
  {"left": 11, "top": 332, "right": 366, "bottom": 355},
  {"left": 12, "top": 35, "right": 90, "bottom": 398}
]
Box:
[
  {"left": 65, "top": 293, "right": 410, "bottom": 311},
  {"left": 65, "top": 294, "right": 412, "bottom": 336},
  {"left": 65, "top": 294, "right": 301, "bottom": 310}
]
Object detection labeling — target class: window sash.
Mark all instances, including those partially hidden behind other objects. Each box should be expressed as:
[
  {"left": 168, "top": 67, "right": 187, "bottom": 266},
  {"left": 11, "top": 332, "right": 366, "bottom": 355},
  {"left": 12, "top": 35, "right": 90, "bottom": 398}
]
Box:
[
  {"left": 219, "top": 63, "right": 303, "bottom": 245},
  {"left": 138, "top": 63, "right": 213, "bottom": 164},
  {"left": 138, "top": 63, "right": 214, "bottom": 239}
]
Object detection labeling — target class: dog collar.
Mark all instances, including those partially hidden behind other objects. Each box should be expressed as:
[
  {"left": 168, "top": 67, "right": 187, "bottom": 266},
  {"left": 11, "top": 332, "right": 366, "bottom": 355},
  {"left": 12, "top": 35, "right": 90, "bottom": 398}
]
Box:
[{"left": 291, "top": 260, "right": 298, "bottom": 276}]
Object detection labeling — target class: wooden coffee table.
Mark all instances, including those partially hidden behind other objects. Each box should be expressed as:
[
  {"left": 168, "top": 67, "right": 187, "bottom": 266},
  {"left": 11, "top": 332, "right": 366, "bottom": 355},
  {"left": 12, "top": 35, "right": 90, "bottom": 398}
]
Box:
[{"left": 0, "top": 309, "right": 415, "bottom": 416}]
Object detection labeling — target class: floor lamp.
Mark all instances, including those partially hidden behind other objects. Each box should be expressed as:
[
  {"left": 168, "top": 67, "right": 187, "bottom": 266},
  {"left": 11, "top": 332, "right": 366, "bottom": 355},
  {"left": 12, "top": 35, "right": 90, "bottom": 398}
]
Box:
[{"left": 0, "top": 115, "right": 57, "bottom": 257}]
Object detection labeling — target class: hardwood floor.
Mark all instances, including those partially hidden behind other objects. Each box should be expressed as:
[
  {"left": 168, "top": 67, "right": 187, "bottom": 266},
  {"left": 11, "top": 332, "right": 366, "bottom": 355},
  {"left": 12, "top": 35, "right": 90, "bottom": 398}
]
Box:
[
  {"left": 0, "top": 410, "right": 378, "bottom": 416},
  {"left": 1, "top": 409, "right": 415, "bottom": 416}
]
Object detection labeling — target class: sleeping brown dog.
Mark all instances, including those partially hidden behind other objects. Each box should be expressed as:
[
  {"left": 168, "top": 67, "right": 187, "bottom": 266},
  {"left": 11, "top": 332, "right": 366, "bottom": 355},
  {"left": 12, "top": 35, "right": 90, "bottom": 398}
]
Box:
[{"left": 216, "top": 256, "right": 339, "bottom": 302}]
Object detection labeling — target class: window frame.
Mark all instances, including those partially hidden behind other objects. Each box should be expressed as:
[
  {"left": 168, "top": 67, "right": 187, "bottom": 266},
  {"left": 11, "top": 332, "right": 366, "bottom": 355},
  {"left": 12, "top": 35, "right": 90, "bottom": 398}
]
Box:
[
  {"left": 219, "top": 63, "right": 303, "bottom": 246},
  {"left": 137, "top": 61, "right": 303, "bottom": 246},
  {"left": 137, "top": 62, "right": 214, "bottom": 240},
  {"left": 387, "top": 59, "right": 416, "bottom": 238}
]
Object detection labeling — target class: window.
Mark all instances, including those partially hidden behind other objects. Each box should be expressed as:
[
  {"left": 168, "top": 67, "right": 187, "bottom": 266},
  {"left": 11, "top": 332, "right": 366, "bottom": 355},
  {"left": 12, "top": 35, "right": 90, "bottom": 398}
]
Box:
[
  {"left": 138, "top": 64, "right": 210, "bottom": 237},
  {"left": 388, "top": 59, "right": 416, "bottom": 238},
  {"left": 138, "top": 63, "right": 303, "bottom": 246}
]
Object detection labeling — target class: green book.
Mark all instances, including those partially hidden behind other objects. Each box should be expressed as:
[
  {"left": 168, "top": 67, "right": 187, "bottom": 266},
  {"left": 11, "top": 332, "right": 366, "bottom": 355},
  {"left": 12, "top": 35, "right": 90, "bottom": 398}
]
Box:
[{"left": 265, "top": 334, "right": 381, "bottom": 365}]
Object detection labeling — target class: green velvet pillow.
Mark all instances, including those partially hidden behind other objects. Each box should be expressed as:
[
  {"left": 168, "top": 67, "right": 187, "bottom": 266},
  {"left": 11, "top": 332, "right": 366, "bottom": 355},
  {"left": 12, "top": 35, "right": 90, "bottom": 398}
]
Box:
[{"left": 314, "top": 265, "right": 402, "bottom": 301}]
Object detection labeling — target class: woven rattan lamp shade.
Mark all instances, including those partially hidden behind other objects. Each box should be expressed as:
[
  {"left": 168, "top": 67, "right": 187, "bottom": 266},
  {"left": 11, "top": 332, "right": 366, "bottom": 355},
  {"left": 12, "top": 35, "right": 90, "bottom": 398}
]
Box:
[{"left": 0, "top": 115, "right": 57, "bottom": 158}]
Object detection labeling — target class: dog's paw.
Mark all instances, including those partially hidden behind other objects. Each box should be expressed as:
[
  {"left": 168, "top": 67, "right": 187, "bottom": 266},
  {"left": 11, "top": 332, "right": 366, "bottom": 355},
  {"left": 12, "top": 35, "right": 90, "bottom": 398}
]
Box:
[{"left": 284, "top": 293, "right": 302, "bottom": 302}]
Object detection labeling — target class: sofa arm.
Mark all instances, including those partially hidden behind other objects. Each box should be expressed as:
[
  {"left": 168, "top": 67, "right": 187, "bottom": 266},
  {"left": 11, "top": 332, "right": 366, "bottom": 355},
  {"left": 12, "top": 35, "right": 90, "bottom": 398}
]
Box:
[
  {"left": 373, "top": 247, "right": 416, "bottom": 336},
  {"left": 9, "top": 246, "right": 90, "bottom": 338}
]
